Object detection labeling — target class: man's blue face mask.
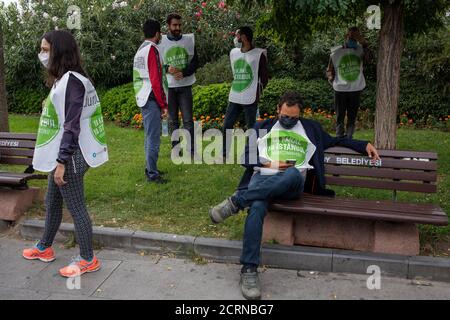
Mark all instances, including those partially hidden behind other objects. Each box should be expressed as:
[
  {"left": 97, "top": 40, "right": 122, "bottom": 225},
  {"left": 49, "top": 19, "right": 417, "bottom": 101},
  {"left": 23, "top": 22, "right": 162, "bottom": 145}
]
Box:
[{"left": 346, "top": 38, "right": 358, "bottom": 49}]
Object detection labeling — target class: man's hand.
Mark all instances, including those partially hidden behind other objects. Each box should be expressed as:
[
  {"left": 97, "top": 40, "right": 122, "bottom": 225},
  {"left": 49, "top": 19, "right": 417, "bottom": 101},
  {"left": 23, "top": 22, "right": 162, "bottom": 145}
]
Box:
[
  {"left": 174, "top": 72, "right": 184, "bottom": 81},
  {"left": 263, "top": 161, "right": 294, "bottom": 170},
  {"left": 161, "top": 108, "right": 168, "bottom": 118},
  {"left": 366, "top": 143, "right": 380, "bottom": 160},
  {"left": 54, "top": 163, "right": 67, "bottom": 187},
  {"left": 168, "top": 66, "right": 180, "bottom": 75}
]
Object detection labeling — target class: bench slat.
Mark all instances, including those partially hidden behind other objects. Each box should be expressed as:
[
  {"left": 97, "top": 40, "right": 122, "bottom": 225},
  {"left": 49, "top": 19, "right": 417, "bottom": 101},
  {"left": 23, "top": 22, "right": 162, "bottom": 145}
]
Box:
[
  {"left": 270, "top": 197, "right": 448, "bottom": 226},
  {"left": 0, "top": 172, "right": 47, "bottom": 184},
  {"left": 299, "top": 194, "right": 441, "bottom": 215},
  {"left": 324, "top": 155, "right": 437, "bottom": 171},
  {"left": 0, "top": 157, "right": 33, "bottom": 166},
  {"left": 0, "top": 133, "right": 37, "bottom": 140},
  {"left": 325, "top": 165, "right": 437, "bottom": 182},
  {"left": 326, "top": 147, "right": 438, "bottom": 160},
  {"left": 0, "top": 139, "right": 37, "bottom": 149},
  {"left": 0, "top": 148, "right": 35, "bottom": 157},
  {"left": 325, "top": 176, "right": 437, "bottom": 193}
]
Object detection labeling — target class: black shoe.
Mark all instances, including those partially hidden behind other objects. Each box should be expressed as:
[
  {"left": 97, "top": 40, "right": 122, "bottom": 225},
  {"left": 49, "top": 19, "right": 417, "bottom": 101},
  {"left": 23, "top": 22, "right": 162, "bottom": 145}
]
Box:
[
  {"left": 147, "top": 175, "right": 168, "bottom": 184},
  {"left": 145, "top": 168, "right": 166, "bottom": 179}
]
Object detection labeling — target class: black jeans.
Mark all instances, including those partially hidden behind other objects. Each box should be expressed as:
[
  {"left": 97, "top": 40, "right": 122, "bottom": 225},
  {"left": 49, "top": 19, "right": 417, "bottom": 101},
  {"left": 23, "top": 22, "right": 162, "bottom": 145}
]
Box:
[
  {"left": 168, "top": 86, "right": 194, "bottom": 154},
  {"left": 334, "top": 90, "right": 361, "bottom": 139},
  {"left": 222, "top": 101, "right": 258, "bottom": 157}
]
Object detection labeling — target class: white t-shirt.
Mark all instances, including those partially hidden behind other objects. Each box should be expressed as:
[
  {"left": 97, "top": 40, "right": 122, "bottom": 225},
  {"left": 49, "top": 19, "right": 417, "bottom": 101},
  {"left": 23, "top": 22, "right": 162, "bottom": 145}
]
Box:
[{"left": 256, "top": 120, "right": 316, "bottom": 179}]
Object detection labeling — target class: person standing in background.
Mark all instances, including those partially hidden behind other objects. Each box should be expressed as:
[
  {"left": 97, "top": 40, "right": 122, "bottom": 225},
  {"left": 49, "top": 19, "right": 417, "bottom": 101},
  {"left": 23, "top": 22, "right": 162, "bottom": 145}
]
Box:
[
  {"left": 159, "top": 13, "right": 199, "bottom": 158},
  {"left": 327, "top": 26, "right": 370, "bottom": 139},
  {"left": 133, "top": 19, "right": 168, "bottom": 184},
  {"left": 223, "top": 26, "right": 268, "bottom": 159}
]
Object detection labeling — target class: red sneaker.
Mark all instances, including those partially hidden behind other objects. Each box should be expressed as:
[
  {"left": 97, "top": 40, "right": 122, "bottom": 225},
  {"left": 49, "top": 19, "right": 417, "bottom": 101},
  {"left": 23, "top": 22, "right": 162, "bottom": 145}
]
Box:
[
  {"left": 23, "top": 244, "right": 56, "bottom": 262},
  {"left": 59, "top": 256, "right": 101, "bottom": 278}
]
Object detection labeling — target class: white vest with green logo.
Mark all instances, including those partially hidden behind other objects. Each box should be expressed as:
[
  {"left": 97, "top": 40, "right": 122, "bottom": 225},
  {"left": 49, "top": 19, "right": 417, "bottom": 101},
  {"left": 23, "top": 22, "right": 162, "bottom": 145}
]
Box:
[
  {"left": 133, "top": 40, "right": 168, "bottom": 107},
  {"left": 159, "top": 34, "right": 196, "bottom": 88},
  {"left": 33, "top": 71, "right": 108, "bottom": 172},
  {"left": 257, "top": 121, "right": 316, "bottom": 176},
  {"left": 330, "top": 45, "right": 366, "bottom": 92},
  {"left": 228, "top": 48, "right": 265, "bottom": 105}
]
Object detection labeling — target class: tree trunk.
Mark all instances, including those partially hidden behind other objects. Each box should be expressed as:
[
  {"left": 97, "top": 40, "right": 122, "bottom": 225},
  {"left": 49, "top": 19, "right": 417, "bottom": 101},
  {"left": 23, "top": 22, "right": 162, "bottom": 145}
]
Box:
[
  {"left": 0, "top": 21, "right": 9, "bottom": 132},
  {"left": 374, "top": 0, "right": 404, "bottom": 149}
]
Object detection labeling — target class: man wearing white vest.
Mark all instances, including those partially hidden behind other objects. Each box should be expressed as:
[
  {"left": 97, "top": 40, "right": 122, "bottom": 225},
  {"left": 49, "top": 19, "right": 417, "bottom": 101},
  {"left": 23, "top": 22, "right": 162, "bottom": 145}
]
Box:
[
  {"left": 23, "top": 30, "right": 108, "bottom": 279},
  {"left": 223, "top": 26, "right": 269, "bottom": 158},
  {"left": 133, "top": 19, "right": 168, "bottom": 184},
  {"left": 327, "top": 27, "right": 370, "bottom": 139},
  {"left": 159, "top": 13, "right": 199, "bottom": 157}
]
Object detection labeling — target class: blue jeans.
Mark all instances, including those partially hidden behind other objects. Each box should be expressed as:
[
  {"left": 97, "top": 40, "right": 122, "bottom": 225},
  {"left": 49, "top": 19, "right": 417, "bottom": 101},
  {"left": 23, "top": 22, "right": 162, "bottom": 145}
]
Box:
[
  {"left": 142, "top": 99, "right": 161, "bottom": 179},
  {"left": 223, "top": 102, "right": 258, "bottom": 157},
  {"left": 235, "top": 167, "right": 305, "bottom": 267}
]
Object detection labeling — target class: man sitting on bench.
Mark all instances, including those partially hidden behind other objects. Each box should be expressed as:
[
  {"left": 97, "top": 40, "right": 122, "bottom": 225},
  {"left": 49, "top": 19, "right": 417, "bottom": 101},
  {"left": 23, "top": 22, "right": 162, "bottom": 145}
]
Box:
[{"left": 209, "top": 91, "right": 380, "bottom": 300}]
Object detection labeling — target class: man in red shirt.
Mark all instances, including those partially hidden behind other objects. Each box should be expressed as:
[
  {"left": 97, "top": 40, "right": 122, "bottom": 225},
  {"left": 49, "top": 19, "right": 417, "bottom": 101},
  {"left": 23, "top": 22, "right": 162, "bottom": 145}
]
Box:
[{"left": 133, "top": 19, "right": 168, "bottom": 184}]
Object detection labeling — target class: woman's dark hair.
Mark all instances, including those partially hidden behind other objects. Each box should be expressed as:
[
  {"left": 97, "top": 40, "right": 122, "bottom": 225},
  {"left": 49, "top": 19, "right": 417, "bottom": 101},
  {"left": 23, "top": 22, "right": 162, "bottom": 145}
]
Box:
[
  {"left": 143, "top": 19, "right": 161, "bottom": 38},
  {"left": 277, "top": 91, "right": 305, "bottom": 109},
  {"left": 41, "top": 30, "right": 88, "bottom": 88},
  {"left": 166, "top": 13, "right": 182, "bottom": 25}
]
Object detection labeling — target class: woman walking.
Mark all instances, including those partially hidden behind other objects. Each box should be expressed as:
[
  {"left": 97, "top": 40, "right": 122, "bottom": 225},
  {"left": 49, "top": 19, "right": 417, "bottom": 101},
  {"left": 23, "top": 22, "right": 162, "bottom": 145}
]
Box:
[{"left": 22, "top": 30, "right": 108, "bottom": 278}]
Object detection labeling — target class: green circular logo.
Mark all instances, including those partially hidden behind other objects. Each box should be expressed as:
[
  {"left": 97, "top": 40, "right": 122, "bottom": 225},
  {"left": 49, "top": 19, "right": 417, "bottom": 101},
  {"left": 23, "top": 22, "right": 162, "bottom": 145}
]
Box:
[
  {"left": 165, "top": 46, "right": 189, "bottom": 69},
  {"left": 36, "top": 97, "right": 60, "bottom": 148},
  {"left": 266, "top": 131, "right": 309, "bottom": 165},
  {"left": 133, "top": 69, "right": 143, "bottom": 94},
  {"left": 338, "top": 54, "right": 361, "bottom": 82},
  {"left": 232, "top": 58, "right": 253, "bottom": 93},
  {"left": 90, "top": 105, "right": 107, "bottom": 146}
]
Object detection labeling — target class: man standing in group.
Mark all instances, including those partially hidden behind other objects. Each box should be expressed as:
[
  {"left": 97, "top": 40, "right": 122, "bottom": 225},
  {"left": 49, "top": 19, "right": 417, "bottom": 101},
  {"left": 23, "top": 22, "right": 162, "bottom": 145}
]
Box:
[
  {"left": 133, "top": 19, "right": 168, "bottom": 184},
  {"left": 327, "top": 26, "right": 370, "bottom": 139},
  {"left": 223, "top": 26, "right": 269, "bottom": 160},
  {"left": 159, "top": 13, "right": 199, "bottom": 158}
]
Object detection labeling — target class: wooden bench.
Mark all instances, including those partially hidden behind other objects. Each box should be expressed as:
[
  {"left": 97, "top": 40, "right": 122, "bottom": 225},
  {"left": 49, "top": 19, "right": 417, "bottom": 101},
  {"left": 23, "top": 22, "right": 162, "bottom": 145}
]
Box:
[
  {"left": 262, "top": 147, "right": 448, "bottom": 256},
  {"left": 0, "top": 133, "right": 47, "bottom": 222}
]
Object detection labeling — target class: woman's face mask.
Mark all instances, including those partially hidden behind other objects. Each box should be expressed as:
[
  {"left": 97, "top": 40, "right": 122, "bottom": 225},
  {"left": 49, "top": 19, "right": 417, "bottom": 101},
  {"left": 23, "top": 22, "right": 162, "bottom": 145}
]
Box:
[{"left": 38, "top": 52, "right": 50, "bottom": 68}]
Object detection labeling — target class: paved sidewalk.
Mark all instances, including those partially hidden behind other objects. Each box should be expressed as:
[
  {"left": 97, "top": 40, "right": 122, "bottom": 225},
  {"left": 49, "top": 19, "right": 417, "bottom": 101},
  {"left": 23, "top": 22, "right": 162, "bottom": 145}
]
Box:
[{"left": 0, "top": 235, "right": 449, "bottom": 300}]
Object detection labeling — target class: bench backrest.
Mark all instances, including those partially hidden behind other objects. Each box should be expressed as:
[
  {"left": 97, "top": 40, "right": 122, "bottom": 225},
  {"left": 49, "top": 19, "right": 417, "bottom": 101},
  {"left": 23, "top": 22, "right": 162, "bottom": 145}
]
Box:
[
  {"left": 324, "top": 147, "right": 438, "bottom": 195},
  {"left": 0, "top": 133, "right": 37, "bottom": 167}
]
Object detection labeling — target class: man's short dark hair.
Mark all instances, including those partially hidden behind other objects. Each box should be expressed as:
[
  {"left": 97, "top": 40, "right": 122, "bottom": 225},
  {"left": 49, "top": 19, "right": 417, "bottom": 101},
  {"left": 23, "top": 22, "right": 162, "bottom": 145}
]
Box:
[
  {"left": 278, "top": 91, "right": 304, "bottom": 109},
  {"left": 348, "top": 26, "right": 359, "bottom": 33},
  {"left": 143, "top": 19, "right": 161, "bottom": 38},
  {"left": 166, "top": 13, "right": 182, "bottom": 25},
  {"left": 238, "top": 26, "right": 253, "bottom": 43}
]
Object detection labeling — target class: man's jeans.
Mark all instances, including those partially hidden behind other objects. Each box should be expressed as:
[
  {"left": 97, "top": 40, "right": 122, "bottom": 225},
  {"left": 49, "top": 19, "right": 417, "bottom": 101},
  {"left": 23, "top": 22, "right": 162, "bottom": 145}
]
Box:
[
  {"left": 142, "top": 99, "right": 161, "bottom": 179},
  {"left": 235, "top": 167, "right": 305, "bottom": 267},
  {"left": 168, "top": 86, "right": 194, "bottom": 154},
  {"left": 223, "top": 101, "right": 258, "bottom": 157}
]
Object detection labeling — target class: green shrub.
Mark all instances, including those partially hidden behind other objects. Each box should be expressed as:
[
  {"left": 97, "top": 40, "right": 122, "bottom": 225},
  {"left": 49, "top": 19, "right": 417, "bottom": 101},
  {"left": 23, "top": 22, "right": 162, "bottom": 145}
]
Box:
[
  {"left": 196, "top": 55, "right": 233, "bottom": 86},
  {"left": 192, "top": 83, "right": 231, "bottom": 118},
  {"left": 8, "top": 88, "right": 46, "bottom": 114},
  {"left": 100, "top": 83, "right": 138, "bottom": 125}
]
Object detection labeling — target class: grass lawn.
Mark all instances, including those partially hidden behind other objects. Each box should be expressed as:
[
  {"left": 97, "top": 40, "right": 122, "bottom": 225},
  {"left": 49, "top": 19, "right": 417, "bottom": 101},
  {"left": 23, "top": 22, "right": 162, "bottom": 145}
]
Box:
[{"left": 3, "top": 114, "right": 450, "bottom": 252}]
